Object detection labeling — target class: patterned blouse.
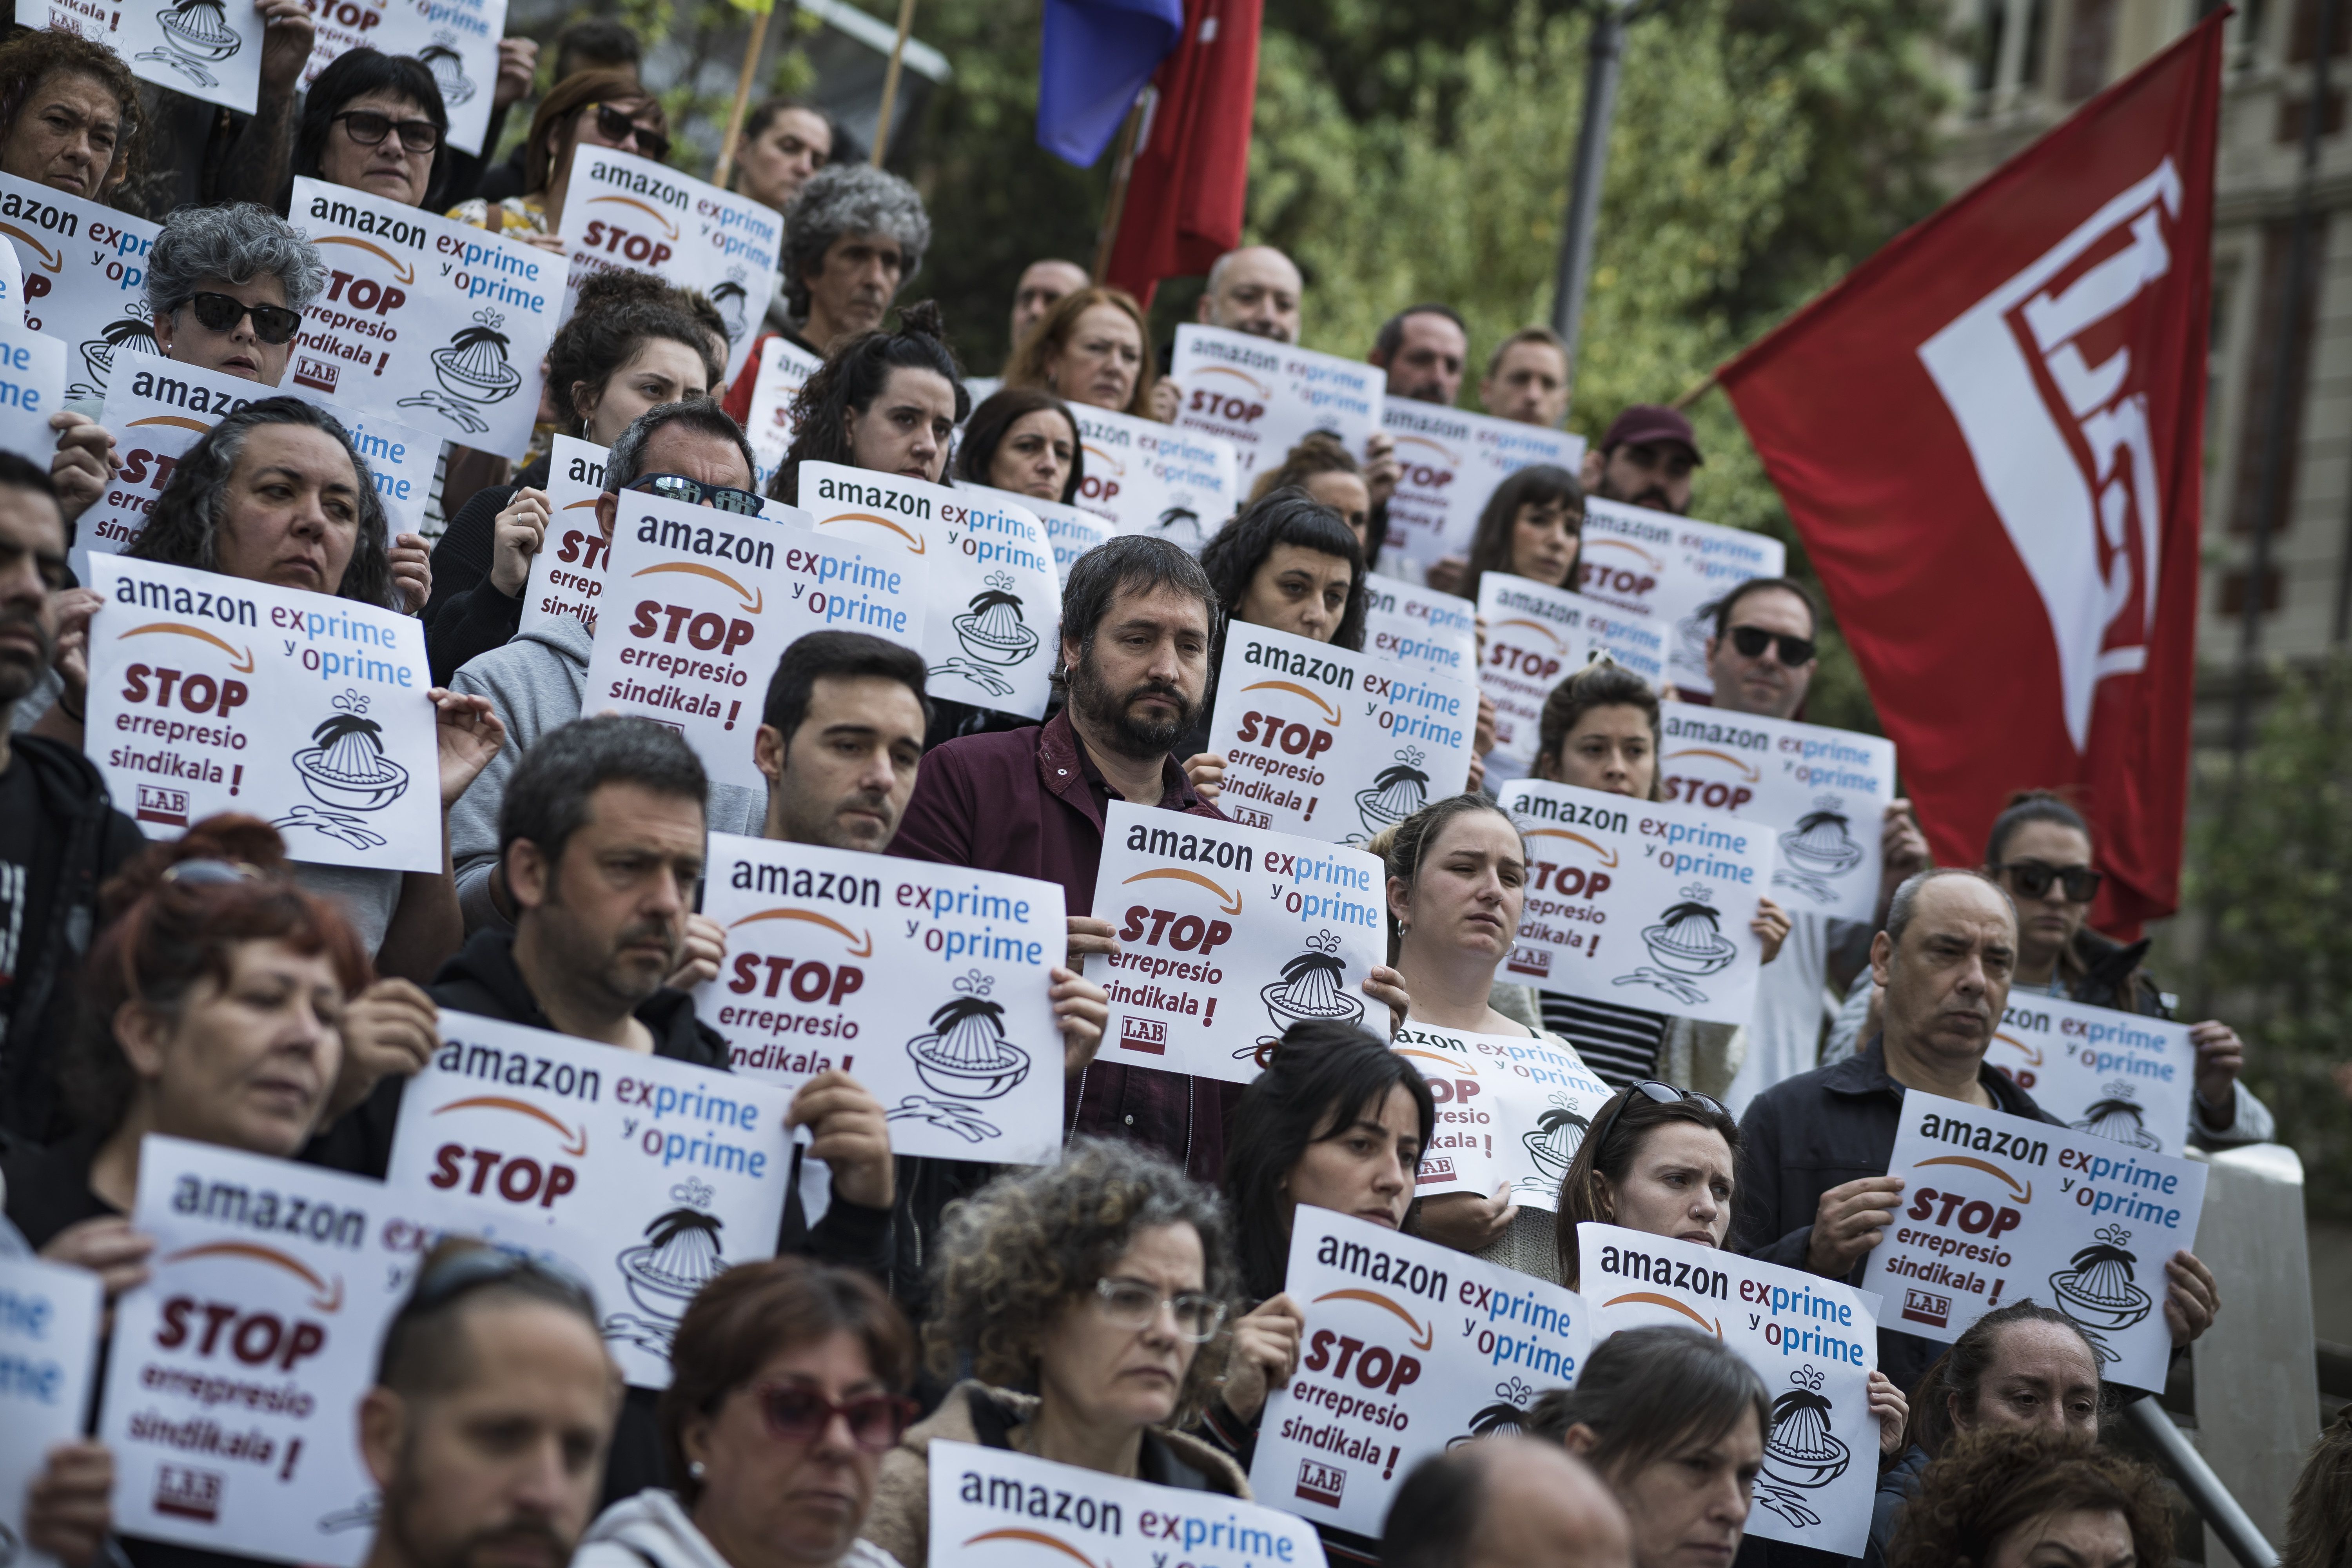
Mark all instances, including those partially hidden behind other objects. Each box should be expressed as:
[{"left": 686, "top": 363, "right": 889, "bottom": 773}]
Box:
[{"left": 445, "top": 194, "right": 550, "bottom": 237}]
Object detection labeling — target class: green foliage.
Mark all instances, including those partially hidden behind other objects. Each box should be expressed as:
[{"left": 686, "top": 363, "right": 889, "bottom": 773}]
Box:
[{"left": 2180, "top": 658, "right": 2352, "bottom": 1217}]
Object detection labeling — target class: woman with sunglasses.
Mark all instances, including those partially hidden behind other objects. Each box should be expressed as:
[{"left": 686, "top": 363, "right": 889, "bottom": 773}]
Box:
[
  {"left": 291, "top": 49, "right": 450, "bottom": 210},
  {"left": 953, "top": 386, "right": 1084, "bottom": 505},
  {"left": 575, "top": 1259, "right": 914, "bottom": 1568},
  {"left": 861, "top": 1140, "right": 1247, "bottom": 1568},
  {"left": 1423, "top": 463, "right": 1584, "bottom": 602},
  {"left": 1979, "top": 791, "right": 2271, "bottom": 1148},
  {"left": 448, "top": 69, "right": 668, "bottom": 248}
]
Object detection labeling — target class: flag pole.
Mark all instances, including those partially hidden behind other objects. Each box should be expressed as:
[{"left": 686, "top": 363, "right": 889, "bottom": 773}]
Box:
[
  {"left": 712, "top": 3, "right": 774, "bottom": 191},
  {"left": 870, "top": 0, "right": 918, "bottom": 167},
  {"left": 1092, "top": 90, "right": 1149, "bottom": 283}
]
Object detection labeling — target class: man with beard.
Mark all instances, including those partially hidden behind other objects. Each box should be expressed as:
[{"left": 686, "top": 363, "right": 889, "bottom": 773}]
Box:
[
  {"left": 1367, "top": 304, "right": 1470, "bottom": 406},
  {"left": 0, "top": 452, "right": 143, "bottom": 1145},
  {"left": 1579, "top": 404, "right": 1702, "bottom": 515},
  {"left": 1729, "top": 869, "right": 2220, "bottom": 1395},
  {"left": 359, "top": 1240, "right": 620, "bottom": 1568}
]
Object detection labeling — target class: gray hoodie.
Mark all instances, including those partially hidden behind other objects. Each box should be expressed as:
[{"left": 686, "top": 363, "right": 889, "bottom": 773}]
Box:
[
  {"left": 576, "top": 1488, "right": 903, "bottom": 1568},
  {"left": 446, "top": 615, "right": 766, "bottom": 933}
]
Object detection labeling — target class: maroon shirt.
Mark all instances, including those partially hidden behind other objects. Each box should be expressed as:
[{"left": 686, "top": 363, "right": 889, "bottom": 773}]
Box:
[{"left": 889, "top": 705, "right": 1238, "bottom": 1183}]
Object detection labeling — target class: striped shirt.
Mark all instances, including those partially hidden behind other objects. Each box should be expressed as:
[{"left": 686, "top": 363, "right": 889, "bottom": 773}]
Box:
[{"left": 1539, "top": 991, "right": 1669, "bottom": 1088}]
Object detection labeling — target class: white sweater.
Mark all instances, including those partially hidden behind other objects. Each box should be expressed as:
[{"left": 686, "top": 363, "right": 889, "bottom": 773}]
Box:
[{"left": 575, "top": 1488, "right": 904, "bottom": 1568}]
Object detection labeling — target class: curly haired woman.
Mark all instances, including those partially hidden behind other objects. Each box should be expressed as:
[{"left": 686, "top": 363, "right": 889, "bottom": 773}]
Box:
[
  {"left": 858, "top": 1139, "right": 1248, "bottom": 1566},
  {"left": 1887, "top": 1427, "right": 2171, "bottom": 1568}
]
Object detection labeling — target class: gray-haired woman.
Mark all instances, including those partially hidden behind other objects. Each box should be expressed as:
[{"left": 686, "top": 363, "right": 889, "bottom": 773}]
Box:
[{"left": 773, "top": 163, "right": 929, "bottom": 355}]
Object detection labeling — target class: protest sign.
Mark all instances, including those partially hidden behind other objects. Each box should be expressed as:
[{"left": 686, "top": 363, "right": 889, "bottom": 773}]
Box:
[
  {"left": 797, "top": 461, "right": 1059, "bottom": 720},
  {"left": 85, "top": 557, "right": 441, "bottom": 871},
  {"left": 1392, "top": 1022, "right": 1612, "bottom": 1209},
  {"left": 1085, "top": 802, "right": 1387, "bottom": 1086},
  {"left": 0, "top": 322, "right": 63, "bottom": 461},
  {"left": 0, "top": 238, "right": 23, "bottom": 327},
  {"left": 1860, "top": 1093, "right": 2206, "bottom": 1393},
  {"left": 1250, "top": 1209, "right": 1590, "bottom": 1539},
  {"left": 1658, "top": 701, "right": 1897, "bottom": 926},
  {"left": 1492, "top": 777, "right": 1772, "bottom": 1028},
  {"left": 0, "top": 1256, "right": 101, "bottom": 1568},
  {"left": 1171, "top": 323, "right": 1382, "bottom": 486},
  {"left": 1577, "top": 499, "right": 1786, "bottom": 696},
  {"left": 107, "top": 0, "right": 265, "bottom": 113},
  {"left": 1474, "top": 573, "right": 1593, "bottom": 771},
  {"left": 1379, "top": 401, "right": 1585, "bottom": 582},
  {"left": 1361, "top": 578, "right": 1477, "bottom": 682},
  {"left": 1987, "top": 993, "right": 2197, "bottom": 1157},
  {"left": 1580, "top": 1223, "right": 1879, "bottom": 1556},
  {"left": 0, "top": 174, "right": 161, "bottom": 401},
  {"left": 743, "top": 332, "right": 820, "bottom": 491},
  {"left": 97, "top": 1137, "right": 417, "bottom": 1564},
  {"left": 515, "top": 436, "right": 612, "bottom": 639},
  {"left": 385, "top": 1011, "right": 795, "bottom": 1388},
  {"left": 1070, "top": 401, "right": 1241, "bottom": 552},
  {"left": 696, "top": 831, "right": 1066, "bottom": 1164},
  {"left": 556, "top": 146, "right": 780, "bottom": 384},
  {"left": 930, "top": 1439, "right": 1327, "bottom": 1568},
  {"left": 1203, "top": 622, "right": 1475, "bottom": 846},
  {"left": 287, "top": 178, "right": 559, "bottom": 452},
  {"left": 957, "top": 481, "right": 1109, "bottom": 584},
  {"left": 297, "top": 0, "right": 507, "bottom": 155}
]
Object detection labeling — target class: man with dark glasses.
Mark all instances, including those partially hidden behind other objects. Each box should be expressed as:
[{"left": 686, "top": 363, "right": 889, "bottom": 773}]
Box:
[{"left": 358, "top": 1240, "right": 621, "bottom": 1568}]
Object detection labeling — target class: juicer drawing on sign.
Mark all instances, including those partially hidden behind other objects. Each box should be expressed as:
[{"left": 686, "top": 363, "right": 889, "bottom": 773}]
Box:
[
  {"left": 74, "top": 312, "right": 162, "bottom": 401},
  {"left": 1517, "top": 1096, "right": 1590, "bottom": 1202},
  {"left": 1617, "top": 884, "right": 1737, "bottom": 1006},
  {"left": 1754, "top": 1367, "right": 1850, "bottom": 1530},
  {"left": 400, "top": 309, "right": 524, "bottom": 434},
  {"left": 272, "top": 690, "right": 411, "bottom": 852},
  {"left": 1247, "top": 931, "right": 1364, "bottom": 1058},
  {"left": 2047, "top": 1225, "right": 2153, "bottom": 1366},
  {"left": 888, "top": 971, "right": 1033, "bottom": 1143},
  {"left": 137, "top": 0, "right": 244, "bottom": 88},
  {"left": 418, "top": 38, "right": 476, "bottom": 106},
  {"left": 2071, "top": 1082, "right": 2164, "bottom": 1151},
  {"left": 933, "top": 572, "right": 1037, "bottom": 699},
  {"left": 608, "top": 1178, "right": 727, "bottom": 1356},
  {"left": 1773, "top": 795, "right": 1866, "bottom": 906},
  {"left": 1352, "top": 748, "right": 1430, "bottom": 844}
]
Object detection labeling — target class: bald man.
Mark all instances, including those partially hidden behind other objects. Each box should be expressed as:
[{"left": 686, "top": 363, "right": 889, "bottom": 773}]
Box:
[
  {"left": 1198, "top": 245, "right": 1303, "bottom": 343},
  {"left": 1383, "top": 1438, "right": 1633, "bottom": 1568},
  {"left": 1009, "top": 258, "right": 1089, "bottom": 354}
]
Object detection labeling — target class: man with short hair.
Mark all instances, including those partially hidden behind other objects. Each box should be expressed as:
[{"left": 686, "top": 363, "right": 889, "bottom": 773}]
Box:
[
  {"left": 1368, "top": 304, "right": 1468, "bottom": 406},
  {"left": 1008, "top": 258, "right": 1089, "bottom": 356},
  {"left": 1730, "top": 868, "right": 2218, "bottom": 1394},
  {"left": 1480, "top": 328, "right": 1572, "bottom": 428},
  {"left": 1579, "top": 404, "right": 1701, "bottom": 515},
  {"left": 1383, "top": 1438, "right": 1633, "bottom": 1568},
  {"left": 733, "top": 97, "right": 833, "bottom": 220},
  {"left": 772, "top": 164, "right": 929, "bottom": 352},
  {"left": 1197, "top": 245, "right": 1303, "bottom": 343},
  {"left": 359, "top": 1242, "right": 621, "bottom": 1568}
]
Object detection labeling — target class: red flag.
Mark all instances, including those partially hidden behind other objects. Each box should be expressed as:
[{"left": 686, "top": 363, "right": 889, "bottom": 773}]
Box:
[
  {"left": 1102, "top": 0, "right": 1261, "bottom": 307},
  {"left": 1718, "top": 15, "right": 2223, "bottom": 935}
]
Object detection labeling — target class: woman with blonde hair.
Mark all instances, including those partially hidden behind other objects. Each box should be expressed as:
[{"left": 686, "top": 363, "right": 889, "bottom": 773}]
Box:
[
  {"left": 1246, "top": 431, "right": 1379, "bottom": 559},
  {"left": 1001, "top": 285, "right": 1159, "bottom": 418}
]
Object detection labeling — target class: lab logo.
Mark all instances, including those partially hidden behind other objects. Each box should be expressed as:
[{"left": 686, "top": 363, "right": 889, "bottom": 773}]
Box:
[
  {"left": 1506, "top": 942, "right": 1552, "bottom": 980},
  {"left": 419, "top": 36, "right": 475, "bottom": 106},
  {"left": 1773, "top": 794, "right": 1866, "bottom": 905},
  {"left": 1618, "top": 883, "right": 1736, "bottom": 1006},
  {"left": 136, "top": 783, "right": 190, "bottom": 828},
  {"left": 1755, "top": 1367, "right": 1851, "bottom": 1531},
  {"left": 1294, "top": 1457, "right": 1346, "bottom": 1509},
  {"left": 276, "top": 690, "right": 409, "bottom": 851},
  {"left": 153, "top": 1465, "right": 223, "bottom": 1523},
  {"left": 401, "top": 309, "right": 524, "bottom": 434},
  {"left": 2069, "top": 1081, "right": 2163, "bottom": 1152},
  {"left": 2047, "top": 1224, "right": 2153, "bottom": 1365},
  {"left": 608, "top": 1178, "right": 725, "bottom": 1356},
  {"left": 1900, "top": 1287, "right": 1951, "bottom": 1328},
  {"left": 1118, "top": 1015, "right": 1167, "bottom": 1056},
  {"left": 138, "top": 0, "right": 245, "bottom": 88},
  {"left": 889, "top": 972, "right": 1032, "bottom": 1144}
]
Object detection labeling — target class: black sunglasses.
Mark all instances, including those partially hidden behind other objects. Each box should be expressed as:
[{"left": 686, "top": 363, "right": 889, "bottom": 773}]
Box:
[
  {"left": 633, "top": 472, "right": 763, "bottom": 516},
  {"left": 1994, "top": 860, "right": 2103, "bottom": 903},
  {"left": 753, "top": 1382, "right": 918, "bottom": 1453},
  {"left": 334, "top": 108, "right": 441, "bottom": 154},
  {"left": 1587, "top": 1080, "right": 1730, "bottom": 1164},
  {"left": 588, "top": 103, "right": 670, "bottom": 163},
  {"left": 1729, "top": 624, "right": 1816, "bottom": 667},
  {"left": 176, "top": 292, "right": 303, "bottom": 345}
]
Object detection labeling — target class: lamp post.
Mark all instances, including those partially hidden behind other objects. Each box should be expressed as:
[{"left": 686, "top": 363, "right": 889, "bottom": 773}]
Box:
[{"left": 1550, "top": 0, "right": 1656, "bottom": 423}]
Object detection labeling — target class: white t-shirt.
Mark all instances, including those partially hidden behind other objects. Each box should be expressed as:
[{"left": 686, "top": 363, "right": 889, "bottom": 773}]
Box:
[{"left": 1724, "top": 911, "right": 1835, "bottom": 1118}]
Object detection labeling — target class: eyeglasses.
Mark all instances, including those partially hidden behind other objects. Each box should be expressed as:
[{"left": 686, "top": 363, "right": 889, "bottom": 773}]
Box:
[
  {"left": 1093, "top": 1277, "right": 1226, "bottom": 1342},
  {"left": 1587, "top": 1080, "right": 1730, "bottom": 1164},
  {"left": 632, "top": 473, "right": 764, "bottom": 516},
  {"left": 1994, "top": 860, "right": 2103, "bottom": 903},
  {"left": 405, "top": 1245, "right": 598, "bottom": 1319},
  {"left": 176, "top": 292, "right": 303, "bottom": 346},
  {"left": 334, "top": 109, "right": 441, "bottom": 154},
  {"left": 752, "top": 1383, "right": 918, "bottom": 1453},
  {"left": 1728, "top": 625, "right": 1816, "bottom": 667},
  {"left": 587, "top": 103, "right": 670, "bottom": 162}
]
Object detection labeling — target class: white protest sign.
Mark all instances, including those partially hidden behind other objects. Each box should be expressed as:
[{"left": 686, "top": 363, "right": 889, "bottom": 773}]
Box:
[
  {"left": 1493, "top": 778, "right": 1771, "bottom": 1027},
  {"left": 288, "top": 178, "right": 559, "bottom": 452},
  {"left": 797, "top": 461, "right": 1059, "bottom": 720},
  {"left": 1577, "top": 499, "right": 1786, "bottom": 696},
  {"left": 109, "top": 0, "right": 265, "bottom": 113},
  {"left": 86, "top": 557, "right": 441, "bottom": 871},
  {"left": 515, "top": 435, "right": 611, "bottom": 640},
  {"left": 581, "top": 490, "right": 845, "bottom": 792},
  {"left": 1085, "top": 802, "right": 1387, "bottom": 1086},
  {"left": 0, "top": 175, "right": 161, "bottom": 401},
  {"left": 743, "top": 332, "right": 820, "bottom": 492},
  {"left": 0, "top": 323, "right": 63, "bottom": 461},
  {"left": 1360, "top": 578, "right": 1476, "bottom": 683},
  {"left": 1379, "top": 401, "right": 1585, "bottom": 582},
  {"left": 1658, "top": 702, "right": 1896, "bottom": 926},
  {"left": 930, "top": 1440, "right": 1328, "bottom": 1568},
  {"left": 0, "top": 238, "right": 24, "bottom": 328},
  {"left": 1071, "top": 401, "right": 1240, "bottom": 553},
  {"left": 556, "top": 146, "right": 781, "bottom": 384},
  {"left": 1988, "top": 994, "right": 2198, "bottom": 1158},
  {"left": 1860, "top": 1094, "right": 2205, "bottom": 1394},
  {"left": 1580, "top": 1224, "right": 1878, "bottom": 1557},
  {"left": 1474, "top": 573, "right": 1593, "bottom": 769},
  {"left": 959, "top": 481, "right": 1109, "bottom": 584},
  {"left": 0, "top": 1256, "right": 102, "bottom": 1568},
  {"left": 1204, "top": 622, "right": 1475, "bottom": 846},
  {"left": 1391, "top": 1022, "right": 1611, "bottom": 1208},
  {"left": 385, "top": 1011, "right": 795, "bottom": 1389},
  {"left": 1250, "top": 1209, "right": 1590, "bottom": 1539},
  {"left": 98, "top": 1137, "right": 413, "bottom": 1564},
  {"left": 297, "top": 0, "right": 507, "bottom": 156},
  {"left": 696, "top": 831, "right": 1065, "bottom": 1164},
  {"left": 1171, "top": 323, "right": 1382, "bottom": 487}
]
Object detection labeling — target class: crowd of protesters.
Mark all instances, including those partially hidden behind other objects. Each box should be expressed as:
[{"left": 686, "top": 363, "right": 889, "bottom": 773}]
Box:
[{"left": 0, "top": 9, "right": 2340, "bottom": 1568}]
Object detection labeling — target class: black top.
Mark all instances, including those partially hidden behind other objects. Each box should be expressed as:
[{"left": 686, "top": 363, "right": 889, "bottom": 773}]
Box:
[
  {"left": 423, "top": 482, "right": 524, "bottom": 684},
  {"left": 0, "top": 1130, "right": 114, "bottom": 1249}
]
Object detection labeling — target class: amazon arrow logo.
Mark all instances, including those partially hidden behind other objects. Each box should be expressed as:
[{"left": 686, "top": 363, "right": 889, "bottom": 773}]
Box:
[
  {"left": 432, "top": 1097, "right": 592, "bottom": 1157},
  {"left": 726, "top": 906, "right": 876, "bottom": 957},
  {"left": 1312, "top": 1287, "right": 1437, "bottom": 1350},
  {"left": 120, "top": 622, "right": 256, "bottom": 673},
  {"left": 1522, "top": 827, "right": 1620, "bottom": 867},
  {"left": 819, "top": 511, "right": 927, "bottom": 553},
  {"left": 631, "top": 561, "right": 763, "bottom": 613},
  {"left": 163, "top": 1241, "right": 347, "bottom": 1313},
  {"left": 1120, "top": 867, "right": 1243, "bottom": 915}
]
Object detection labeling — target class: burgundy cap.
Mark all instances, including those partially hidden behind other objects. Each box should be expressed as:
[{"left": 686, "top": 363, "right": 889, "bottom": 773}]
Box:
[{"left": 1600, "top": 404, "right": 1703, "bottom": 464}]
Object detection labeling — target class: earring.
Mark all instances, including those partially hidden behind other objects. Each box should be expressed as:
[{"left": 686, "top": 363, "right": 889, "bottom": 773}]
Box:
[
  {"left": 1397, "top": 921, "right": 1411, "bottom": 938},
  {"left": 688, "top": 1461, "right": 706, "bottom": 1480}
]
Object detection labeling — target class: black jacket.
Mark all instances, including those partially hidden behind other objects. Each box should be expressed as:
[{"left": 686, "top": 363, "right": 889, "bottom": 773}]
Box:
[
  {"left": 1728, "top": 1038, "right": 2060, "bottom": 1397},
  {"left": 2062, "top": 926, "right": 2168, "bottom": 1016}
]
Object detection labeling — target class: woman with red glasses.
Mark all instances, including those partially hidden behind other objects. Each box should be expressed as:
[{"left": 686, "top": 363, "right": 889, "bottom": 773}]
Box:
[
  {"left": 575, "top": 1258, "right": 916, "bottom": 1568},
  {"left": 448, "top": 69, "right": 668, "bottom": 249}
]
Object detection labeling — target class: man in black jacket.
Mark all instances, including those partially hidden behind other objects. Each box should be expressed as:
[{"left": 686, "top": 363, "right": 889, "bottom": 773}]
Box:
[{"left": 1729, "top": 867, "right": 2219, "bottom": 1396}]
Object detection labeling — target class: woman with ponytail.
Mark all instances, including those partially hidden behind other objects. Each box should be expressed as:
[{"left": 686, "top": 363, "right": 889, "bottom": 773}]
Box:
[{"left": 768, "top": 300, "right": 966, "bottom": 506}]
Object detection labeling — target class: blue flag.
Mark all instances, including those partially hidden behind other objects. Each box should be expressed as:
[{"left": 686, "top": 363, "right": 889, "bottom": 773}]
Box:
[{"left": 1036, "top": 0, "right": 1185, "bottom": 167}]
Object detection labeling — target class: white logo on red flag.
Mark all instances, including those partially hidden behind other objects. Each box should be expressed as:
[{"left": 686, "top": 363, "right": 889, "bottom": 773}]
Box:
[{"left": 1916, "top": 160, "right": 2181, "bottom": 750}]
